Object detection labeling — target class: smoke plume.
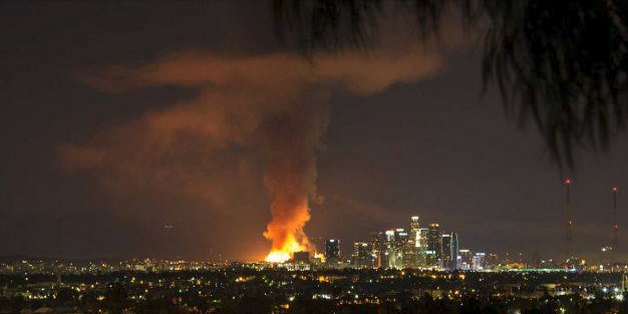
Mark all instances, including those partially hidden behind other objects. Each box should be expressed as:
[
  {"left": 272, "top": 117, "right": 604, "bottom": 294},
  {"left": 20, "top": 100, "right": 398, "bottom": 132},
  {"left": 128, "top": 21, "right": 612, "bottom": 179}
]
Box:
[{"left": 59, "top": 47, "right": 441, "bottom": 261}]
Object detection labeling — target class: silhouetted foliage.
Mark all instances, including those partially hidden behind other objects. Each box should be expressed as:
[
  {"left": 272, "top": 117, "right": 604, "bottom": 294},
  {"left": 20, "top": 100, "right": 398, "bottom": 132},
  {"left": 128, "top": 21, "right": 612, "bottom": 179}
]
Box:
[
  {"left": 274, "top": 0, "right": 628, "bottom": 169},
  {"left": 104, "top": 282, "right": 128, "bottom": 314}
]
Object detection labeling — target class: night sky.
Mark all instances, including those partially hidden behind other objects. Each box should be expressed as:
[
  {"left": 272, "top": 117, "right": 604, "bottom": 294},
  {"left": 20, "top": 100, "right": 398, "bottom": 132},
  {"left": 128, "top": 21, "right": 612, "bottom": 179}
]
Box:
[{"left": 2, "top": 1, "right": 628, "bottom": 262}]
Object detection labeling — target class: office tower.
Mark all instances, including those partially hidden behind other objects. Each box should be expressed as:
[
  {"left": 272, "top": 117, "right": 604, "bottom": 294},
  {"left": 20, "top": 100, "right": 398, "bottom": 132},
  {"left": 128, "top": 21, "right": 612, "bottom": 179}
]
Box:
[
  {"left": 410, "top": 216, "right": 420, "bottom": 247},
  {"left": 427, "top": 223, "right": 442, "bottom": 268},
  {"left": 441, "top": 233, "right": 452, "bottom": 269},
  {"left": 441, "top": 232, "right": 459, "bottom": 270},
  {"left": 370, "top": 232, "right": 385, "bottom": 268},
  {"left": 384, "top": 230, "right": 396, "bottom": 268},
  {"left": 416, "top": 227, "right": 429, "bottom": 268},
  {"left": 399, "top": 229, "right": 416, "bottom": 268},
  {"left": 407, "top": 216, "right": 421, "bottom": 268},
  {"left": 390, "top": 229, "right": 405, "bottom": 269},
  {"left": 383, "top": 229, "right": 409, "bottom": 269},
  {"left": 351, "top": 242, "right": 374, "bottom": 268},
  {"left": 325, "top": 239, "right": 340, "bottom": 262},
  {"left": 472, "top": 252, "right": 485, "bottom": 270},
  {"left": 458, "top": 249, "right": 473, "bottom": 270}
]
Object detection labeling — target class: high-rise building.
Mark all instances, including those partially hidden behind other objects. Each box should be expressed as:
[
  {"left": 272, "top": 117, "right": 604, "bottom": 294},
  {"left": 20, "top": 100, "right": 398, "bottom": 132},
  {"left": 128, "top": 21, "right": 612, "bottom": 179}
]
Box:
[
  {"left": 441, "top": 233, "right": 459, "bottom": 270},
  {"left": 400, "top": 231, "right": 416, "bottom": 268},
  {"left": 472, "top": 252, "right": 485, "bottom": 270},
  {"left": 325, "top": 239, "right": 340, "bottom": 262},
  {"left": 416, "top": 227, "right": 429, "bottom": 268},
  {"left": 458, "top": 249, "right": 473, "bottom": 270},
  {"left": 370, "top": 232, "right": 385, "bottom": 268},
  {"left": 410, "top": 216, "right": 420, "bottom": 247},
  {"left": 452, "top": 233, "right": 459, "bottom": 270},
  {"left": 406, "top": 216, "right": 421, "bottom": 268},
  {"left": 382, "top": 229, "right": 410, "bottom": 269},
  {"left": 351, "top": 242, "right": 374, "bottom": 268},
  {"left": 427, "top": 223, "right": 442, "bottom": 268}
]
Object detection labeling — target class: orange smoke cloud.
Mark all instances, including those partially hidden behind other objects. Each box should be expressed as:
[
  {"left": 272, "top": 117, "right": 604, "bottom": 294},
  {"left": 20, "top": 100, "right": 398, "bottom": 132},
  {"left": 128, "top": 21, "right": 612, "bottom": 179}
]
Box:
[{"left": 60, "top": 46, "right": 441, "bottom": 261}]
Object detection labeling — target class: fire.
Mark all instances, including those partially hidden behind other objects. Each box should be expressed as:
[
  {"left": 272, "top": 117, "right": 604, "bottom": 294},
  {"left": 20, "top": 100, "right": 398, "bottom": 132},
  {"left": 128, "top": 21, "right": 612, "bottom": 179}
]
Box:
[
  {"left": 263, "top": 192, "right": 314, "bottom": 263},
  {"left": 265, "top": 233, "right": 308, "bottom": 263},
  {"left": 266, "top": 251, "right": 291, "bottom": 263}
]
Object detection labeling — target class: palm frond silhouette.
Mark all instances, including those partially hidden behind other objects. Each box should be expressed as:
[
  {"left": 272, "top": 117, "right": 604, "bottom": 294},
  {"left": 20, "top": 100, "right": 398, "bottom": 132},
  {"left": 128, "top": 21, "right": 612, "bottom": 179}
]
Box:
[{"left": 274, "top": 0, "right": 628, "bottom": 169}]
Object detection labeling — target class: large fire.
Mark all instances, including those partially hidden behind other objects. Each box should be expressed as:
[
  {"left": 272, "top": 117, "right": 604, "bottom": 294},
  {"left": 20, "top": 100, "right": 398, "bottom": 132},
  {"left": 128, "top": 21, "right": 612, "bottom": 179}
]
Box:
[
  {"left": 261, "top": 102, "right": 322, "bottom": 263},
  {"left": 263, "top": 199, "right": 313, "bottom": 263},
  {"left": 265, "top": 237, "right": 306, "bottom": 263}
]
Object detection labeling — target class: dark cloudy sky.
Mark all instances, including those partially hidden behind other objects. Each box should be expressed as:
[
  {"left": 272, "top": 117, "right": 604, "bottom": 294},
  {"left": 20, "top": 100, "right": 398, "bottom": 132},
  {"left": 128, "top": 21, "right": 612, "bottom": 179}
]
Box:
[{"left": 2, "top": 1, "right": 628, "bottom": 262}]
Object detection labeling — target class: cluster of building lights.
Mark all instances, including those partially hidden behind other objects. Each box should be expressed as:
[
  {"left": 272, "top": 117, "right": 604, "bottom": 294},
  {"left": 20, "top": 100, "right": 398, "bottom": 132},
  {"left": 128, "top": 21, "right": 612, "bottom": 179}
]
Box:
[{"left": 280, "top": 216, "right": 500, "bottom": 271}]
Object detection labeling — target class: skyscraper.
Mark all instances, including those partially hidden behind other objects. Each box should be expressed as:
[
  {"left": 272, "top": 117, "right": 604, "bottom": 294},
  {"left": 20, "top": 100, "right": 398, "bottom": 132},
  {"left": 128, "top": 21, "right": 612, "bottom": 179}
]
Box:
[
  {"left": 410, "top": 216, "right": 420, "bottom": 247},
  {"left": 382, "top": 229, "right": 409, "bottom": 269},
  {"left": 416, "top": 227, "right": 429, "bottom": 268},
  {"left": 472, "top": 252, "right": 486, "bottom": 270},
  {"left": 458, "top": 249, "right": 473, "bottom": 270},
  {"left": 384, "top": 230, "right": 396, "bottom": 268},
  {"left": 427, "top": 223, "right": 442, "bottom": 268},
  {"left": 325, "top": 239, "right": 340, "bottom": 263},
  {"left": 441, "top": 232, "right": 459, "bottom": 270},
  {"left": 351, "top": 242, "right": 374, "bottom": 268},
  {"left": 405, "top": 216, "right": 421, "bottom": 268},
  {"left": 370, "top": 232, "right": 385, "bottom": 268},
  {"left": 452, "top": 233, "right": 459, "bottom": 270}
]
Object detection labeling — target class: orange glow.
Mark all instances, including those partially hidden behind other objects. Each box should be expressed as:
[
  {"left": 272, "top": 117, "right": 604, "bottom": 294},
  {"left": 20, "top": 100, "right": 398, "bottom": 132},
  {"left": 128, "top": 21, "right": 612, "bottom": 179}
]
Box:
[
  {"left": 263, "top": 198, "right": 314, "bottom": 263},
  {"left": 264, "top": 234, "right": 309, "bottom": 263}
]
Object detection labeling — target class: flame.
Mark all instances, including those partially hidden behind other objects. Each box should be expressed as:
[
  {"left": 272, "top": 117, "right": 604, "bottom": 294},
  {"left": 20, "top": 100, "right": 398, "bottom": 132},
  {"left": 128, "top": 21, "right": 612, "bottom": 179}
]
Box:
[
  {"left": 265, "top": 233, "right": 308, "bottom": 263},
  {"left": 261, "top": 106, "right": 322, "bottom": 263},
  {"left": 263, "top": 192, "right": 314, "bottom": 262},
  {"left": 268, "top": 240, "right": 307, "bottom": 263}
]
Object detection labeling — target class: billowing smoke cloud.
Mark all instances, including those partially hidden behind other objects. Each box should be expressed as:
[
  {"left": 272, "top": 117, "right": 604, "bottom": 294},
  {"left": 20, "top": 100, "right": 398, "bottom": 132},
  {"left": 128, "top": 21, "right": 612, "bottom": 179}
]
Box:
[{"left": 59, "top": 47, "right": 441, "bottom": 261}]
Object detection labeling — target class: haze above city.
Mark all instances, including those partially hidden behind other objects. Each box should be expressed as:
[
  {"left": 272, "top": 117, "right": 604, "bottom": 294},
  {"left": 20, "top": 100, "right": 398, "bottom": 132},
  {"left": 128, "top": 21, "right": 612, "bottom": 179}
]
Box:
[{"left": 2, "top": 1, "right": 628, "bottom": 262}]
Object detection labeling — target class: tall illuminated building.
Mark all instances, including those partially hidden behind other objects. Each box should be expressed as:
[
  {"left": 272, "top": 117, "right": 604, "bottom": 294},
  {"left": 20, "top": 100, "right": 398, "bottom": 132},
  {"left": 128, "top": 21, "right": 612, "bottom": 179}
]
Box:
[
  {"left": 472, "top": 252, "right": 485, "bottom": 270},
  {"left": 382, "top": 229, "right": 409, "bottom": 269},
  {"left": 325, "top": 239, "right": 340, "bottom": 263},
  {"left": 416, "top": 227, "right": 429, "bottom": 268},
  {"left": 384, "top": 230, "right": 397, "bottom": 268},
  {"left": 370, "top": 232, "right": 385, "bottom": 268},
  {"left": 458, "top": 249, "right": 473, "bottom": 270},
  {"left": 404, "top": 216, "right": 420, "bottom": 268},
  {"left": 441, "top": 232, "right": 459, "bottom": 270},
  {"left": 410, "top": 216, "right": 420, "bottom": 247},
  {"left": 351, "top": 242, "right": 374, "bottom": 268},
  {"left": 394, "top": 229, "right": 408, "bottom": 269},
  {"left": 426, "top": 223, "right": 442, "bottom": 268}
]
